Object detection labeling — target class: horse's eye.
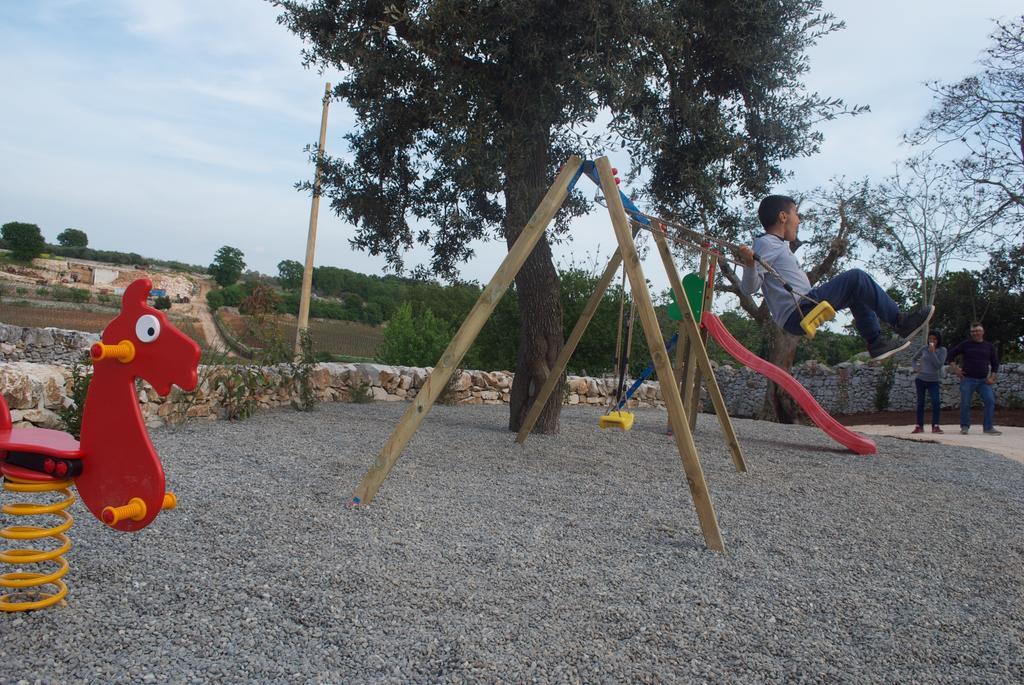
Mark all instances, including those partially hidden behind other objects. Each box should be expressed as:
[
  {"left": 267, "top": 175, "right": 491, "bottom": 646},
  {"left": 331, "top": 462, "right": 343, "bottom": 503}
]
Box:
[{"left": 135, "top": 314, "right": 161, "bottom": 343}]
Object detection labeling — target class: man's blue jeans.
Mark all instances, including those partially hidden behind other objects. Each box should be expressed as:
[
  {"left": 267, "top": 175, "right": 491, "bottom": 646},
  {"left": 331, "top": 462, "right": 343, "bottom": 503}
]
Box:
[
  {"left": 784, "top": 269, "right": 900, "bottom": 342},
  {"left": 959, "top": 377, "right": 995, "bottom": 431}
]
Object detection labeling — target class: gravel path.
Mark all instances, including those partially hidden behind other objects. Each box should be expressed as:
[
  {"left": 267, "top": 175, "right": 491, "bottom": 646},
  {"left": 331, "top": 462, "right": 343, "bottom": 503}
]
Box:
[{"left": 3, "top": 403, "right": 1022, "bottom": 684}]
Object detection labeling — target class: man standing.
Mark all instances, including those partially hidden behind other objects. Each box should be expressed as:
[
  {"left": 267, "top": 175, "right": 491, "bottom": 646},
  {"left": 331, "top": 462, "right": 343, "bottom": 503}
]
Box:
[{"left": 947, "top": 322, "right": 1001, "bottom": 435}]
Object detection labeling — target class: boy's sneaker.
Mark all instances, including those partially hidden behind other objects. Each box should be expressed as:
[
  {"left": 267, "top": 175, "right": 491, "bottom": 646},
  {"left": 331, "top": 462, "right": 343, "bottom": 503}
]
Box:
[
  {"left": 960, "top": 427, "right": 970, "bottom": 435},
  {"left": 868, "top": 335, "right": 911, "bottom": 361},
  {"left": 931, "top": 425, "right": 944, "bottom": 434},
  {"left": 911, "top": 426, "right": 924, "bottom": 434},
  {"left": 984, "top": 429, "right": 1003, "bottom": 436},
  {"left": 895, "top": 305, "right": 935, "bottom": 339}
]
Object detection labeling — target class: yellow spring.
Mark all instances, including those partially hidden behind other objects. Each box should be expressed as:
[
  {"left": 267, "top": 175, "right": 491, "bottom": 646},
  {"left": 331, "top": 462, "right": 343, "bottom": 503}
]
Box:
[{"left": 0, "top": 475, "right": 75, "bottom": 612}]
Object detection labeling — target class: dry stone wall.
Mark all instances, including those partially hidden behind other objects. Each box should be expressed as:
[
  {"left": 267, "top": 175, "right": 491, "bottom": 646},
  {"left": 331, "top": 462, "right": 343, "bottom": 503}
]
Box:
[
  {"left": 712, "top": 361, "right": 1023, "bottom": 416},
  {"left": 1, "top": 324, "right": 1021, "bottom": 430},
  {"left": 0, "top": 323, "right": 98, "bottom": 365}
]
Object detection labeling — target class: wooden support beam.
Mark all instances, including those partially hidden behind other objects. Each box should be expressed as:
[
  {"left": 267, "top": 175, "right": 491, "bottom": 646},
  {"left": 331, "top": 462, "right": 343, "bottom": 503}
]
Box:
[
  {"left": 672, "top": 318, "right": 688, "bottom": 387},
  {"left": 352, "top": 156, "right": 585, "bottom": 505},
  {"left": 687, "top": 254, "right": 719, "bottom": 430},
  {"left": 516, "top": 242, "right": 629, "bottom": 444},
  {"left": 684, "top": 250, "right": 708, "bottom": 429},
  {"left": 595, "top": 157, "right": 724, "bottom": 552},
  {"left": 673, "top": 317, "right": 690, "bottom": 425},
  {"left": 697, "top": 253, "right": 719, "bottom": 398},
  {"left": 650, "top": 225, "right": 746, "bottom": 474}
]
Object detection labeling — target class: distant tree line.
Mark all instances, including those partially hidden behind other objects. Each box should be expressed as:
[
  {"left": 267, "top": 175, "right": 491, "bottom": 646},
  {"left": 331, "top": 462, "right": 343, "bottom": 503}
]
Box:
[
  {"left": 197, "top": 244, "right": 876, "bottom": 373},
  {"left": 909, "top": 244, "right": 1024, "bottom": 361},
  {"left": 0, "top": 220, "right": 206, "bottom": 273}
]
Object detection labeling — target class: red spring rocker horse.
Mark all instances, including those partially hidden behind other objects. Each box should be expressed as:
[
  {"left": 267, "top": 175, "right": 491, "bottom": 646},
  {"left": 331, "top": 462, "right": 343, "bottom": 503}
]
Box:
[{"left": 0, "top": 279, "right": 200, "bottom": 611}]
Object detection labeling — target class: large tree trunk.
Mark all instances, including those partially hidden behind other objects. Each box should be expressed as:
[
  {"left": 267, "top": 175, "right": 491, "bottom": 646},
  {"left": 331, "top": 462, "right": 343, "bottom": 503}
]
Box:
[
  {"left": 757, "top": 324, "right": 800, "bottom": 423},
  {"left": 504, "top": 132, "right": 564, "bottom": 434}
]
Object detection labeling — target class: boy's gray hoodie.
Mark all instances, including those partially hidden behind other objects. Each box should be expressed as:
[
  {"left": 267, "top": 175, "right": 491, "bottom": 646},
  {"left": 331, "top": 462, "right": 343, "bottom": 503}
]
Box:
[{"left": 740, "top": 234, "right": 810, "bottom": 327}]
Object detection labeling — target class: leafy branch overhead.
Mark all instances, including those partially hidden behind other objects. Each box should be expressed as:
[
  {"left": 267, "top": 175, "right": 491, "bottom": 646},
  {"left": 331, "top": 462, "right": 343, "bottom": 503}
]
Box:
[
  {"left": 908, "top": 15, "right": 1024, "bottom": 237},
  {"left": 274, "top": 0, "right": 867, "bottom": 278},
  {"left": 272, "top": 0, "right": 870, "bottom": 431}
]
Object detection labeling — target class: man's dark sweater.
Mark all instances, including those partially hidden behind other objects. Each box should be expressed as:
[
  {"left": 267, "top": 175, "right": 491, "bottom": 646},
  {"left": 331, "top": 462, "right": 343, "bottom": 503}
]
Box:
[{"left": 947, "top": 339, "right": 1000, "bottom": 379}]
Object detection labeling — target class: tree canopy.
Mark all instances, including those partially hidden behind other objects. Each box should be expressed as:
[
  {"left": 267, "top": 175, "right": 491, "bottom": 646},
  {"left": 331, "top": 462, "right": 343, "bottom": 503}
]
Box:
[
  {"left": 909, "top": 15, "right": 1024, "bottom": 237},
  {"left": 209, "top": 246, "right": 246, "bottom": 287},
  {"left": 1, "top": 221, "right": 46, "bottom": 262},
  {"left": 277, "top": 259, "right": 304, "bottom": 290},
  {"left": 929, "top": 244, "right": 1024, "bottom": 360},
  {"left": 57, "top": 228, "right": 89, "bottom": 248},
  {"left": 864, "top": 156, "right": 986, "bottom": 315},
  {"left": 272, "top": 0, "right": 864, "bottom": 431},
  {"left": 275, "top": 0, "right": 861, "bottom": 274}
]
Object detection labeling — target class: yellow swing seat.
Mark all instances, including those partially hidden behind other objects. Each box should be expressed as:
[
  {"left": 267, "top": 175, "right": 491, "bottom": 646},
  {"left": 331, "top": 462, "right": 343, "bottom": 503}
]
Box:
[
  {"left": 599, "top": 410, "right": 635, "bottom": 431},
  {"left": 800, "top": 300, "right": 836, "bottom": 338}
]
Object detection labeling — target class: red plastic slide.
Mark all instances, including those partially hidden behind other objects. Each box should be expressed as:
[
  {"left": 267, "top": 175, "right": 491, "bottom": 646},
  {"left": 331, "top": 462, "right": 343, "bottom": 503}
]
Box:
[{"left": 702, "top": 313, "right": 877, "bottom": 455}]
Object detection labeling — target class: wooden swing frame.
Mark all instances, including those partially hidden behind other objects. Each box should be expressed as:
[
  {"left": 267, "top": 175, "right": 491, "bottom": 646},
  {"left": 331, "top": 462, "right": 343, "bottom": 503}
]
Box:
[{"left": 351, "top": 155, "right": 746, "bottom": 552}]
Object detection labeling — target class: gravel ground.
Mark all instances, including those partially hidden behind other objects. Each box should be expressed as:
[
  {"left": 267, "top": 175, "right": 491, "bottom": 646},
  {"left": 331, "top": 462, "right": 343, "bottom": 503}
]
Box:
[{"left": 2, "top": 402, "right": 1022, "bottom": 684}]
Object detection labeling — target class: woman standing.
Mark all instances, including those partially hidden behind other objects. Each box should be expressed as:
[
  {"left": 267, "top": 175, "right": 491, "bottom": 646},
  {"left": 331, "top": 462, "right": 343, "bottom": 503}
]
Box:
[{"left": 911, "top": 331, "right": 947, "bottom": 434}]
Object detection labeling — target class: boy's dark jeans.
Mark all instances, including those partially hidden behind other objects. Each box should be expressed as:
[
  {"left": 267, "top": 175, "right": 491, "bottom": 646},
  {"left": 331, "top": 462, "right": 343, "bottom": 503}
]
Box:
[{"left": 784, "top": 269, "right": 900, "bottom": 342}]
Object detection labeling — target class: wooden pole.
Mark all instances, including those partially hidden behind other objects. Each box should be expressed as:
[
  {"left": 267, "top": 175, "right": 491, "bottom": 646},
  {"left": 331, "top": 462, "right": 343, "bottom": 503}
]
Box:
[
  {"left": 683, "top": 250, "right": 708, "bottom": 428},
  {"left": 352, "top": 157, "right": 584, "bottom": 505},
  {"left": 699, "top": 254, "right": 718, "bottom": 354},
  {"left": 516, "top": 242, "right": 629, "bottom": 444},
  {"left": 295, "top": 82, "right": 332, "bottom": 356},
  {"left": 650, "top": 227, "right": 746, "bottom": 473},
  {"left": 596, "top": 157, "right": 724, "bottom": 552}
]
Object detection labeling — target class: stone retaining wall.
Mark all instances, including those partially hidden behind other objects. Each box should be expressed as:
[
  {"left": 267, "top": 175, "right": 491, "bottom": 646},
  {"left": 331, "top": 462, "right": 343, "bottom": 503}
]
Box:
[
  {"left": 714, "top": 361, "right": 1023, "bottom": 416},
  {"left": 0, "top": 323, "right": 98, "bottom": 365},
  {"left": 0, "top": 323, "right": 1020, "bottom": 430},
  {"left": 3, "top": 359, "right": 1021, "bottom": 432}
]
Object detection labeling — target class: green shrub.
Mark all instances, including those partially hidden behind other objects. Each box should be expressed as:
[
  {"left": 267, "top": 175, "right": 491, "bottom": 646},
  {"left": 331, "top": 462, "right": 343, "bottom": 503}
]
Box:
[
  {"left": 874, "top": 359, "right": 898, "bottom": 411},
  {"left": 153, "top": 295, "right": 172, "bottom": 310},
  {"left": 219, "top": 283, "right": 247, "bottom": 308},
  {"left": 211, "top": 365, "right": 269, "bottom": 420},
  {"left": 287, "top": 329, "right": 318, "bottom": 412},
  {"left": 205, "top": 283, "right": 247, "bottom": 312},
  {"left": 378, "top": 302, "right": 450, "bottom": 367},
  {"left": 58, "top": 355, "right": 93, "bottom": 439},
  {"left": 206, "top": 288, "right": 224, "bottom": 311},
  {"left": 50, "top": 285, "right": 90, "bottom": 303}
]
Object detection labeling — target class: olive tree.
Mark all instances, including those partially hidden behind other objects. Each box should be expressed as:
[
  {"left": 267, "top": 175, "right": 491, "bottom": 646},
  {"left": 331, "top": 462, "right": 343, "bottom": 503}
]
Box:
[
  {"left": 209, "top": 246, "right": 246, "bottom": 288},
  {"left": 57, "top": 228, "right": 89, "bottom": 248},
  {"left": 272, "top": 0, "right": 863, "bottom": 432}
]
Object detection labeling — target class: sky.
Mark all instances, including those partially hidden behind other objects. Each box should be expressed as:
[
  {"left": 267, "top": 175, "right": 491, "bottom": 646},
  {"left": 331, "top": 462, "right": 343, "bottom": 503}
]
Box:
[{"left": 0, "top": 1, "right": 1019, "bottom": 297}]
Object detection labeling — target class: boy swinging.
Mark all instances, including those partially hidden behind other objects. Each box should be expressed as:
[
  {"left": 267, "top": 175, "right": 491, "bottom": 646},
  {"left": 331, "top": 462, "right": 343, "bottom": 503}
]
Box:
[{"left": 738, "top": 195, "right": 933, "bottom": 361}]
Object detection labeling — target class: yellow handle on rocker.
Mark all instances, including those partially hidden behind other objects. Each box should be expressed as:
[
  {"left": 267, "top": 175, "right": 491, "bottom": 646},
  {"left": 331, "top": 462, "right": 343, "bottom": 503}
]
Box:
[
  {"left": 90, "top": 339, "right": 135, "bottom": 364},
  {"left": 100, "top": 494, "right": 175, "bottom": 526},
  {"left": 102, "top": 497, "right": 146, "bottom": 526}
]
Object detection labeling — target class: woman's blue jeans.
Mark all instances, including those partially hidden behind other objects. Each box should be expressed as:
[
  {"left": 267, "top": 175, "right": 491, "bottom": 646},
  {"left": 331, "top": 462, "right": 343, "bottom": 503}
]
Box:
[{"left": 915, "top": 378, "right": 941, "bottom": 427}]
